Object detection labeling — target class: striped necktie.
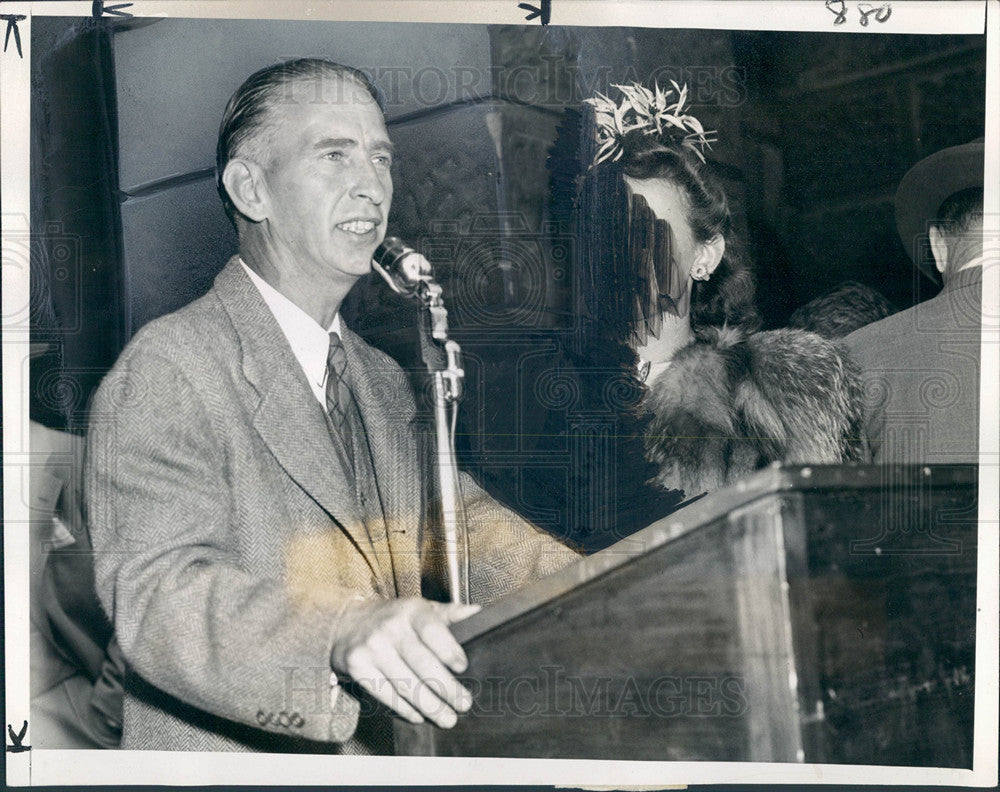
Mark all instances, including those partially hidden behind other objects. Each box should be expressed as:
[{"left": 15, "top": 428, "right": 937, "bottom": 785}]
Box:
[{"left": 326, "top": 331, "right": 354, "bottom": 450}]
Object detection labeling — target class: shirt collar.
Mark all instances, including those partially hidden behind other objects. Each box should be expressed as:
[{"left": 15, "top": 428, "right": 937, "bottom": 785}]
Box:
[
  {"left": 240, "top": 258, "right": 341, "bottom": 403},
  {"left": 944, "top": 257, "right": 985, "bottom": 292},
  {"left": 954, "top": 254, "right": 988, "bottom": 274}
]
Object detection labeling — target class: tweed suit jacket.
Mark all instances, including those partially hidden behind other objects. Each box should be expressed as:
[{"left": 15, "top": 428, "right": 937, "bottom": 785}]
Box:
[
  {"left": 844, "top": 266, "right": 982, "bottom": 463},
  {"left": 85, "top": 257, "right": 577, "bottom": 752}
]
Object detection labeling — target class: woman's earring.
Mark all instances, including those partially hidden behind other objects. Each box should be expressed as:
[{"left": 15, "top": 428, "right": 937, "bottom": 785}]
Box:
[{"left": 692, "top": 264, "right": 709, "bottom": 281}]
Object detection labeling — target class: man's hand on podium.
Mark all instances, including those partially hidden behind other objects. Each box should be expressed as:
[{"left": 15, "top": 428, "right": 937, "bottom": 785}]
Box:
[{"left": 330, "top": 597, "right": 480, "bottom": 728}]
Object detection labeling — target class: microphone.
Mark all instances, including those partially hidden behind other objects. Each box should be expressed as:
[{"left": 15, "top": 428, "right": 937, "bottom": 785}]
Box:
[
  {"left": 374, "top": 240, "right": 466, "bottom": 604},
  {"left": 372, "top": 237, "right": 433, "bottom": 299}
]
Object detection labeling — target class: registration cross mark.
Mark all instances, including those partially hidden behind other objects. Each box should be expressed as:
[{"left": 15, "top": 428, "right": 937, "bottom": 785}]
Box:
[
  {"left": 92, "top": 0, "right": 134, "bottom": 17},
  {"left": 518, "top": 0, "right": 552, "bottom": 25},
  {"left": 6, "top": 721, "right": 29, "bottom": 753},
  {"left": 1, "top": 14, "right": 25, "bottom": 57}
]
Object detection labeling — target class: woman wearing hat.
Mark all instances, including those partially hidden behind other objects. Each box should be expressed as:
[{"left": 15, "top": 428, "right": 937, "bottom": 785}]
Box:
[{"left": 524, "top": 83, "right": 868, "bottom": 552}]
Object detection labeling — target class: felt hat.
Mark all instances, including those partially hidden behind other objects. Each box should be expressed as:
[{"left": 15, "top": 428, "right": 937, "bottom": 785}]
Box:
[{"left": 895, "top": 138, "right": 984, "bottom": 281}]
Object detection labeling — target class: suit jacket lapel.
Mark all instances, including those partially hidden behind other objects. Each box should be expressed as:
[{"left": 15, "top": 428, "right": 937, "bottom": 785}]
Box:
[
  {"left": 342, "top": 327, "right": 424, "bottom": 598},
  {"left": 212, "top": 258, "right": 381, "bottom": 579}
]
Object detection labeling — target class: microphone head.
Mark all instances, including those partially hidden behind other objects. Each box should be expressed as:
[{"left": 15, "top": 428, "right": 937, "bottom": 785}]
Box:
[
  {"left": 372, "top": 237, "right": 410, "bottom": 269},
  {"left": 372, "top": 237, "right": 433, "bottom": 297}
]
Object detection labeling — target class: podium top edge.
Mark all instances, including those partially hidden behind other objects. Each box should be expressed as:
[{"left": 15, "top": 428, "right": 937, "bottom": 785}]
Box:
[{"left": 453, "top": 463, "right": 978, "bottom": 644}]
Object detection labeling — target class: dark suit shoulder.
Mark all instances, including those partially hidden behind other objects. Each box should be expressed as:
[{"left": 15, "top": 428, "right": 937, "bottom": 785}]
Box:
[{"left": 843, "top": 303, "right": 918, "bottom": 368}]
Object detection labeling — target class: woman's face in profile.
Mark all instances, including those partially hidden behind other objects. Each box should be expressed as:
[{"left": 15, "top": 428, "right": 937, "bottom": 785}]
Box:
[{"left": 624, "top": 175, "right": 698, "bottom": 277}]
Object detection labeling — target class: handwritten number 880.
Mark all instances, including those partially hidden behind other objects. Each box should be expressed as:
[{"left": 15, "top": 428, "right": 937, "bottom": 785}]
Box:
[{"left": 826, "top": 0, "right": 892, "bottom": 26}]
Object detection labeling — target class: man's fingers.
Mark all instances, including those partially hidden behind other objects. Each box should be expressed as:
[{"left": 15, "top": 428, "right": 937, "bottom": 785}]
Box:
[
  {"left": 346, "top": 656, "right": 425, "bottom": 725},
  {"left": 398, "top": 638, "right": 474, "bottom": 716},
  {"left": 438, "top": 602, "right": 481, "bottom": 624},
  {"left": 374, "top": 648, "right": 462, "bottom": 728},
  {"left": 416, "top": 616, "right": 470, "bottom": 673},
  {"left": 330, "top": 598, "right": 480, "bottom": 729},
  {"left": 421, "top": 601, "right": 479, "bottom": 672}
]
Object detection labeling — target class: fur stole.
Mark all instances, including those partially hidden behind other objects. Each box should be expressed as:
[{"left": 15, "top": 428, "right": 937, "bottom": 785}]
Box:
[{"left": 643, "top": 325, "right": 867, "bottom": 496}]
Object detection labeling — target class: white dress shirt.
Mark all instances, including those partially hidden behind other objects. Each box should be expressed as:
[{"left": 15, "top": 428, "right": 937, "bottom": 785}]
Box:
[{"left": 240, "top": 258, "right": 341, "bottom": 408}]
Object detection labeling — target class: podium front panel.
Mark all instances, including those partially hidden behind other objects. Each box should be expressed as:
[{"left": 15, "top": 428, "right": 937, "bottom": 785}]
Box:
[{"left": 394, "top": 465, "right": 977, "bottom": 765}]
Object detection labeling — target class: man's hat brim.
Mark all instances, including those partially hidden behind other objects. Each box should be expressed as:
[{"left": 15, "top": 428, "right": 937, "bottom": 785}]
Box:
[{"left": 895, "top": 138, "right": 984, "bottom": 282}]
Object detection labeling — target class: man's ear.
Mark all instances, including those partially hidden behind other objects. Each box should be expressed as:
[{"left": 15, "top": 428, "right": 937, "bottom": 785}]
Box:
[
  {"left": 693, "top": 234, "right": 726, "bottom": 278},
  {"left": 929, "top": 224, "right": 949, "bottom": 275},
  {"left": 221, "top": 158, "right": 269, "bottom": 223}
]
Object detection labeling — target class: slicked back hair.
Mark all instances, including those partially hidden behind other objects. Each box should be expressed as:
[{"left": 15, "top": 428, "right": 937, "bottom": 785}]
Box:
[{"left": 215, "top": 58, "right": 382, "bottom": 229}]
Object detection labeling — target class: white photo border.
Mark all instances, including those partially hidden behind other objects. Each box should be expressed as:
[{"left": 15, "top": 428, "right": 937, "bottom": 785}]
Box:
[{"left": 3, "top": 0, "right": 997, "bottom": 786}]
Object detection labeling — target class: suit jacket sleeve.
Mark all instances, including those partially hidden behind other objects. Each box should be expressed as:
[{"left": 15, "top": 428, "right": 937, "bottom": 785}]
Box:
[
  {"left": 85, "top": 346, "right": 361, "bottom": 744},
  {"left": 458, "top": 473, "right": 580, "bottom": 604}
]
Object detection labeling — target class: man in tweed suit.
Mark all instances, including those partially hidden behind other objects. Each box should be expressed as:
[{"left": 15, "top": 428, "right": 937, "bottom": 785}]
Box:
[
  {"left": 845, "top": 139, "right": 985, "bottom": 463},
  {"left": 86, "top": 58, "right": 577, "bottom": 753}
]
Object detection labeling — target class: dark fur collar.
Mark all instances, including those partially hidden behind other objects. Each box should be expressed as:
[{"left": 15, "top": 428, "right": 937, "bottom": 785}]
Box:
[{"left": 643, "top": 325, "right": 866, "bottom": 497}]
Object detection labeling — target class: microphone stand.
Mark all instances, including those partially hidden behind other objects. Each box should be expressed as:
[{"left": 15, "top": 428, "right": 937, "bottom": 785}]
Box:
[
  {"left": 416, "top": 283, "right": 469, "bottom": 605},
  {"left": 373, "top": 249, "right": 469, "bottom": 604}
]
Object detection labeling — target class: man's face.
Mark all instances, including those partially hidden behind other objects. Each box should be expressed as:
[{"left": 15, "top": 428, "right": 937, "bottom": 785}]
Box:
[{"left": 256, "top": 75, "right": 393, "bottom": 290}]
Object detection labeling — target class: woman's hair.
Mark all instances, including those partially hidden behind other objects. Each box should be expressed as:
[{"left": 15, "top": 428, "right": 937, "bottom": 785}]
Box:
[
  {"left": 787, "top": 280, "right": 896, "bottom": 339},
  {"left": 621, "top": 130, "right": 760, "bottom": 338},
  {"left": 576, "top": 126, "right": 759, "bottom": 353}
]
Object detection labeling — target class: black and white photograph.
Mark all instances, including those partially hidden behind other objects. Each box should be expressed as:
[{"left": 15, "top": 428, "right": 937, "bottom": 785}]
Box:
[{"left": 2, "top": 0, "right": 997, "bottom": 787}]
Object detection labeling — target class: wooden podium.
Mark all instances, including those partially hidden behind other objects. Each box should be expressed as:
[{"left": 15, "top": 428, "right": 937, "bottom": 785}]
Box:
[{"left": 395, "top": 464, "right": 978, "bottom": 766}]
